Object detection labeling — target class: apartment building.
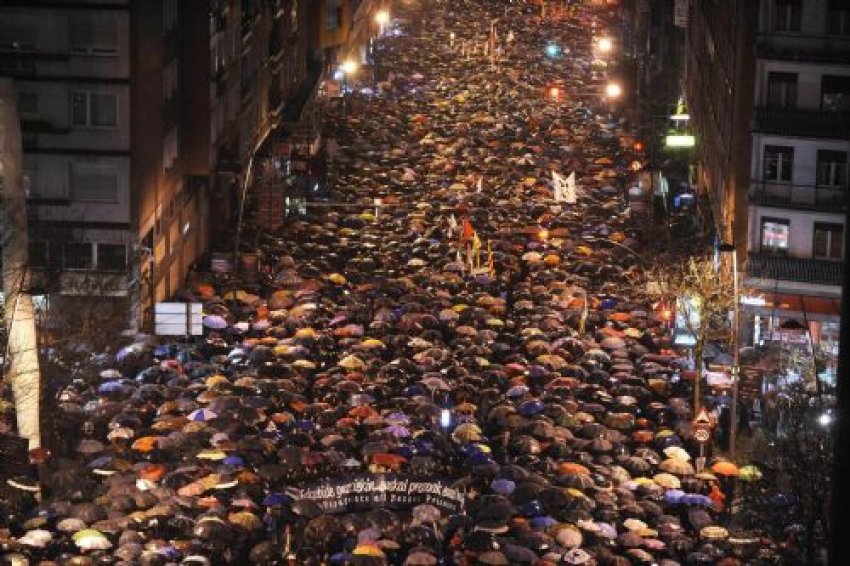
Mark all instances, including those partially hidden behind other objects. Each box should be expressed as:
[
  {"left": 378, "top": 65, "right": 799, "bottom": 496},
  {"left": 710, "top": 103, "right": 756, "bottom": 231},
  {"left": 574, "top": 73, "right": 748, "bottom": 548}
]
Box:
[
  {"left": 743, "top": 0, "right": 849, "bottom": 364},
  {"left": 0, "top": 0, "right": 210, "bottom": 333}
]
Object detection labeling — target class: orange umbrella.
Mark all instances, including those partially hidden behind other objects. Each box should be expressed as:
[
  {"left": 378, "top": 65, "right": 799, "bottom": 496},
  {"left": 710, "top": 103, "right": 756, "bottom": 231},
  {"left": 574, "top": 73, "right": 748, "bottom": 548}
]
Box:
[
  {"left": 131, "top": 436, "right": 159, "bottom": 452},
  {"left": 370, "top": 453, "right": 407, "bottom": 469},
  {"left": 139, "top": 464, "right": 166, "bottom": 482},
  {"left": 609, "top": 312, "right": 631, "bottom": 322},
  {"left": 711, "top": 461, "right": 740, "bottom": 477},
  {"left": 349, "top": 406, "right": 377, "bottom": 419},
  {"left": 558, "top": 462, "right": 590, "bottom": 476}
]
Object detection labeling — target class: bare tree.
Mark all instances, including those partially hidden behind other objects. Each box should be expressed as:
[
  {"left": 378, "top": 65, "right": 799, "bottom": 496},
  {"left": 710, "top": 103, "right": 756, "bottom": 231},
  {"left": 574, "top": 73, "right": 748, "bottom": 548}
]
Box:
[
  {"left": 649, "top": 254, "right": 737, "bottom": 411},
  {"left": 1, "top": 79, "right": 41, "bottom": 450},
  {"left": 738, "top": 383, "right": 832, "bottom": 564}
]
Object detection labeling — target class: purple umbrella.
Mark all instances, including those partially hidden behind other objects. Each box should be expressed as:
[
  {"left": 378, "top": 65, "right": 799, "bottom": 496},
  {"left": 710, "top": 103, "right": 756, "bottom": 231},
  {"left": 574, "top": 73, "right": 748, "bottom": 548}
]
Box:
[{"left": 203, "top": 315, "right": 228, "bottom": 329}]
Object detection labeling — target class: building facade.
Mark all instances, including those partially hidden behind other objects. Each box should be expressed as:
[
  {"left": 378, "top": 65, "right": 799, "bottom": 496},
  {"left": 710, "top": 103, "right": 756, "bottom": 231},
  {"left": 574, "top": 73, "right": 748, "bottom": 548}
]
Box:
[
  {"left": 685, "top": 0, "right": 758, "bottom": 249},
  {"left": 742, "top": 0, "right": 849, "bottom": 374},
  {"left": 0, "top": 0, "right": 211, "bottom": 335},
  {"left": 0, "top": 0, "right": 328, "bottom": 333}
]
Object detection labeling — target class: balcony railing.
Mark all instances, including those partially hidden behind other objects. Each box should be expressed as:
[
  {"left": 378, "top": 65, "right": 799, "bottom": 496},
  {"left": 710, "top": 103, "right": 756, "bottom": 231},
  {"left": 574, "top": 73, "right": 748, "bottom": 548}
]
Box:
[
  {"left": 753, "top": 107, "right": 850, "bottom": 139},
  {"left": 747, "top": 253, "right": 844, "bottom": 286},
  {"left": 756, "top": 31, "right": 850, "bottom": 64},
  {"left": 749, "top": 180, "right": 847, "bottom": 212}
]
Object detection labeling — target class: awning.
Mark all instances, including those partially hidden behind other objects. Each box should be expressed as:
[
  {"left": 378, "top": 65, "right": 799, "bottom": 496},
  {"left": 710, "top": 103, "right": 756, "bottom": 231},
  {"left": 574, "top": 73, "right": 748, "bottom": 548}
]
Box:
[{"left": 742, "top": 292, "right": 840, "bottom": 321}]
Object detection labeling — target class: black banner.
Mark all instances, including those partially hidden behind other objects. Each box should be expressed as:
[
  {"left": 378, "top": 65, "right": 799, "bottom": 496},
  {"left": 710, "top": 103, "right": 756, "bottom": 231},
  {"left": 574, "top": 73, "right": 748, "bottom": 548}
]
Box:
[{"left": 295, "top": 475, "right": 465, "bottom": 515}]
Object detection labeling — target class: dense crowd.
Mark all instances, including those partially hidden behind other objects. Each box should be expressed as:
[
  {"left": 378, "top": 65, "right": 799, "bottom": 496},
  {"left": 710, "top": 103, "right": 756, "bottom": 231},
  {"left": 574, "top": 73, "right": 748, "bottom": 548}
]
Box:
[{"left": 1, "top": 1, "right": 788, "bottom": 564}]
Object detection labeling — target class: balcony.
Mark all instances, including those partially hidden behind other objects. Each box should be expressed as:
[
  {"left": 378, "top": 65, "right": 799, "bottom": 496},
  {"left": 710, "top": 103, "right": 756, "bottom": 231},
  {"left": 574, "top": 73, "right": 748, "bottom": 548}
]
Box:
[
  {"left": 747, "top": 253, "right": 843, "bottom": 287},
  {"left": 753, "top": 107, "right": 850, "bottom": 139},
  {"left": 749, "top": 180, "right": 846, "bottom": 213},
  {"left": 756, "top": 31, "right": 850, "bottom": 65}
]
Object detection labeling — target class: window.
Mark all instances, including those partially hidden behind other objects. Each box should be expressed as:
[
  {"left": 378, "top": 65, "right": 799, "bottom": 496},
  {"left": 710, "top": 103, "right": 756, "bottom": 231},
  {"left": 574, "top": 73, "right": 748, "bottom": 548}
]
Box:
[
  {"left": 773, "top": 0, "right": 802, "bottom": 32},
  {"left": 813, "top": 222, "right": 844, "bottom": 260},
  {"left": 70, "top": 163, "right": 119, "bottom": 202},
  {"left": 761, "top": 218, "right": 790, "bottom": 252},
  {"left": 28, "top": 241, "right": 48, "bottom": 269},
  {"left": 63, "top": 242, "right": 93, "bottom": 270},
  {"left": 71, "top": 91, "right": 118, "bottom": 128},
  {"left": 828, "top": 0, "right": 850, "bottom": 36},
  {"left": 327, "top": 0, "right": 342, "bottom": 31},
  {"left": 817, "top": 150, "right": 848, "bottom": 187},
  {"left": 763, "top": 145, "right": 794, "bottom": 182},
  {"left": 163, "top": 59, "right": 178, "bottom": 101},
  {"left": 766, "top": 72, "right": 797, "bottom": 109},
  {"left": 163, "top": 128, "right": 178, "bottom": 172},
  {"left": 821, "top": 75, "right": 850, "bottom": 113},
  {"left": 69, "top": 15, "right": 118, "bottom": 55},
  {"left": 21, "top": 163, "right": 36, "bottom": 198},
  {"left": 97, "top": 243, "right": 126, "bottom": 271},
  {"left": 163, "top": 0, "right": 178, "bottom": 33},
  {"left": 17, "top": 92, "right": 37, "bottom": 116}
]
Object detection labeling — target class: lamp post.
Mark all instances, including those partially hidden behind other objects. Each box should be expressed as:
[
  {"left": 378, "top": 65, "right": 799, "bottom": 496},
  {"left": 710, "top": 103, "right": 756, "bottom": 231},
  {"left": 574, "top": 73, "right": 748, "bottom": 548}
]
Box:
[
  {"left": 374, "top": 9, "right": 390, "bottom": 36},
  {"left": 340, "top": 59, "right": 358, "bottom": 120},
  {"left": 718, "top": 241, "right": 740, "bottom": 459}
]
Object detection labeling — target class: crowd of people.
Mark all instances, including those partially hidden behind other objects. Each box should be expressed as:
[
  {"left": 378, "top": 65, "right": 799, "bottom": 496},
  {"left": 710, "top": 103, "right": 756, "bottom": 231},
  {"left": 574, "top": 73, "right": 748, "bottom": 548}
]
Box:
[{"left": 0, "top": 0, "right": 794, "bottom": 564}]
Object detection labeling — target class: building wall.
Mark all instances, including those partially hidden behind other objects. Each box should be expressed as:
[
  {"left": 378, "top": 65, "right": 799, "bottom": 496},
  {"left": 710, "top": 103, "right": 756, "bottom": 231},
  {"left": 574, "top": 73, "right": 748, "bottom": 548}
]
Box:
[
  {"left": 685, "top": 0, "right": 758, "bottom": 249},
  {"left": 748, "top": 205, "right": 845, "bottom": 260}
]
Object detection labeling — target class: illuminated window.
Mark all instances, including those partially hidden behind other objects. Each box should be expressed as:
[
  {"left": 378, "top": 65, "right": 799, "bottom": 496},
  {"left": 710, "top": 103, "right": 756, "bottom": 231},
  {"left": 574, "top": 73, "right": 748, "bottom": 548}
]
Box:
[{"left": 760, "top": 218, "right": 790, "bottom": 253}]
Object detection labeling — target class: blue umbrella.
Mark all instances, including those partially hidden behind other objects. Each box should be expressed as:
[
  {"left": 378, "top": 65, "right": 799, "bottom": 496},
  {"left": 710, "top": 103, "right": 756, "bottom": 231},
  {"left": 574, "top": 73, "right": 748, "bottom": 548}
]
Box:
[
  {"left": 262, "top": 493, "right": 289, "bottom": 507},
  {"left": 222, "top": 455, "right": 245, "bottom": 468},
  {"left": 384, "top": 424, "right": 411, "bottom": 437},
  {"left": 87, "top": 455, "right": 113, "bottom": 469},
  {"left": 188, "top": 408, "right": 218, "bottom": 422},
  {"left": 681, "top": 493, "right": 714, "bottom": 507},
  {"left": 664, "top": 489, "right": 685, "bottom": 505},
  {"left": 153, "top": 345, "right": 172, "bottom": 358},
  {"left": 519, "top": 399, "right": 545, "bottom": 416},
  {"left": 530, "top": 516, "right": 558, "bottom": 531},
  {"left": 600, "top": 298, "right": 618, "bottom": 310},
  {"left": 202, "top": 315, "right": 228, "bottom": 329},
  {"left": 295, "top": 420, "right": 317, "bottom": 431},
  {"left": 507, "top": 385, "right": 530, "bottom": 398},
  {"left": 490, "top": 478, "right": 516, "bottom": 495},
  {"left": 98, "top": 381, "right": 126, "bottom": 394}
]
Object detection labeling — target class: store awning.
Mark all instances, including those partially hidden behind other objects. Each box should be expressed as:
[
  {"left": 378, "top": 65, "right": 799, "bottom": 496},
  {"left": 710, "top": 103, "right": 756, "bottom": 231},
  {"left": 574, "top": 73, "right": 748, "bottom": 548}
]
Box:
[{"left": 742, "top": 292, "right": 840, "bottom": 321}]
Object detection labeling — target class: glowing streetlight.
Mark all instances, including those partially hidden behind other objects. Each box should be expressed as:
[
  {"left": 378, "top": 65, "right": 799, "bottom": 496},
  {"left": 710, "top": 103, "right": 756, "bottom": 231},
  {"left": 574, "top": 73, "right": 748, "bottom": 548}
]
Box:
[
  {"left": 604, "top": 82, "right": 622, "bottom": 99},
  {"left": 449, "top": 31, "right": 456, "bottom": 48},
  {"left": 340, "top": 59, "right": 358, "bottom": 119},
  {"left": 374, "top": 9, "right": 390, "bottom": 35},
  {"left": 341, "top": 59, "right": 358, "bottom": 76},
  {"left": 548, "top": 86, "right": 561, "bottom": 102},
  {"left": 819, "top": 412, "right": 833, "bottom": 427},
  {"left": 596, "top": 36, "right": 614, "bottom": 54},
  {"left": 545, "top": 42, "right": 561, "bottom": 58}
]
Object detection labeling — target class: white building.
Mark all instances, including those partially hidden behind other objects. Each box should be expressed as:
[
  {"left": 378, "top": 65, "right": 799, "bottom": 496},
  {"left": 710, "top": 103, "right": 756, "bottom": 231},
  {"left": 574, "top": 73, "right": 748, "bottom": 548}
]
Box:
[{"left": 743, "top": 0, "right": 849, "bottom": 367}]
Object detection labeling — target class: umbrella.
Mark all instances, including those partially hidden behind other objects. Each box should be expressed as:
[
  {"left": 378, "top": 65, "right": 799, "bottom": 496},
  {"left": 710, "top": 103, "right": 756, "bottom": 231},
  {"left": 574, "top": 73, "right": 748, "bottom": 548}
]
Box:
[
  {"left": 710, "top": 460, "right": 740, "bottom": 477},
  {"left": 659, "top": 458, "right": 695, "bottom": 476},
  {"left": 652, "top": 473, "right": 681, "bottom": 489},
  {"left": 738, "top": 464, "right": 762, "bottom": 482},
  {"left": 700, "top": 525, "right": 729, "bottom": 540}
]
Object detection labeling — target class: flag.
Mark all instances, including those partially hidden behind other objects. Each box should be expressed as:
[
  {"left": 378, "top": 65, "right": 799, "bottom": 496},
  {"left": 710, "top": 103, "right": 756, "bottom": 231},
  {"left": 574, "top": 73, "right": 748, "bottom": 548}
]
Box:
[
  {"left": 460, "top": 218, "right": 474, "bottom": 243},
  {"left": 551, "top": 170, "right": 567, "bottom": 202},
  {"left": 476, "top": 175, "right": 484, "bottom": 193},
  {"left": 487, "top": 241, "right": 495, "bottom": 276},
  {"left": 506, "top": 30, "right": 515, "bottom": 43},
  {"left": 448, "top": 214, "right": 458, "bottom": 238},
  {"left": 455, "top": 248, "right": 465, "bottom": 271},
  {"left": 472, "top": 231, "right": 482, "bottom": 268},
  {"left": 564, "top": 171, "right": 577, "bottom": 204}
]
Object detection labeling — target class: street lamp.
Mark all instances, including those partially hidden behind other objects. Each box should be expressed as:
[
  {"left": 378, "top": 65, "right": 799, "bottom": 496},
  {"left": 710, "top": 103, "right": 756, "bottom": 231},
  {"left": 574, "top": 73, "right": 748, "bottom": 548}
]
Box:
[
  {"left": 718, "top": 241, "right": 740, "bottom": 459},
  {"left": 596, "top": 36, "right": 614, "bottom": 54},
  {"left": 604, "top": 82, "right": 623, "bottom": 99},
  {"left": 374, "top": 9, "right": 390, "bottom": 35},
  {"left": 340, "top": 59, "right": 358, "bottom": 119}
]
